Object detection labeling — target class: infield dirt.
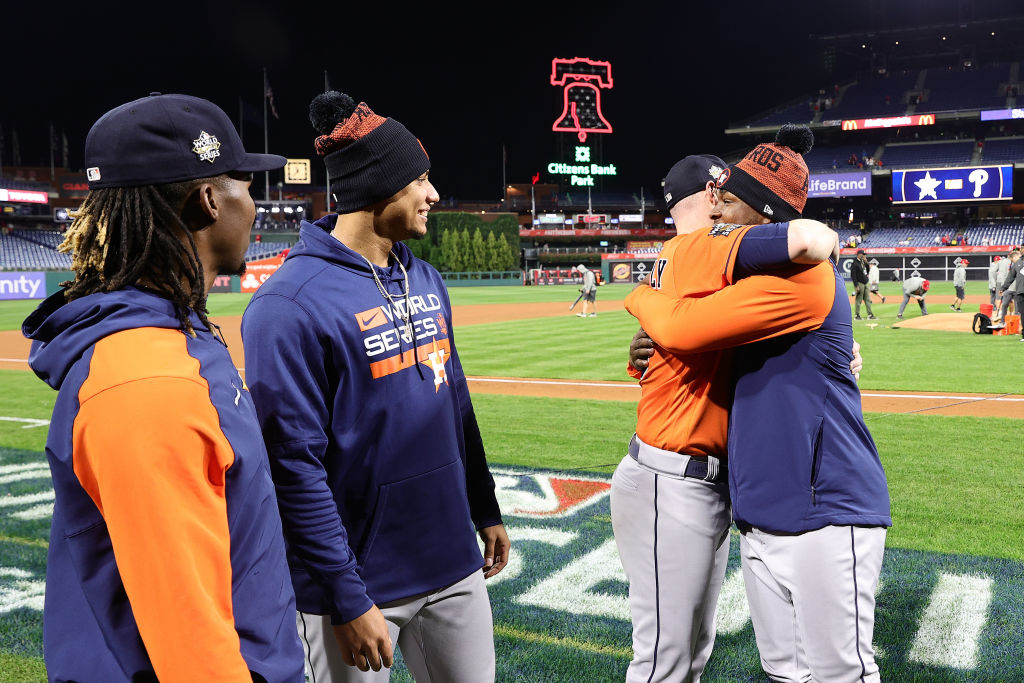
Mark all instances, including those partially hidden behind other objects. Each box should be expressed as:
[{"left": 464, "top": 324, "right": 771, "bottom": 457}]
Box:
[{"left": 2, "top": 299, "right": 1020, "bottom": 418}]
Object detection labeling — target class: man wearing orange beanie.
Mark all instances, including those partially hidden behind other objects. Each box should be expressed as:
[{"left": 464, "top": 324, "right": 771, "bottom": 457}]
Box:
[{"left": 626, "top": 125, "right": 890, "bottom": 683}]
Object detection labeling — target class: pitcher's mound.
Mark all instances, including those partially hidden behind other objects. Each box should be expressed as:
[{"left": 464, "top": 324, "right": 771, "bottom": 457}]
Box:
[{"left": 892, "top": 312, "right": 974, "bottom": 332}]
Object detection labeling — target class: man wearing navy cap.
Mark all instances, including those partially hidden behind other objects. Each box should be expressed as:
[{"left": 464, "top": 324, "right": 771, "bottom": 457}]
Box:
[
  {"left": 22, "top": 93, "right": 304, "bottom": 682},
  {"left": 616, "top": 147, "right": 865, "bottom": 683}
]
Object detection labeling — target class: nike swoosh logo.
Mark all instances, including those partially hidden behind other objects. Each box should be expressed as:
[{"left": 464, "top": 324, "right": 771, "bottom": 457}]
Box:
[{"left": 361, "top": 312, "right": 381, "bottom": 327}]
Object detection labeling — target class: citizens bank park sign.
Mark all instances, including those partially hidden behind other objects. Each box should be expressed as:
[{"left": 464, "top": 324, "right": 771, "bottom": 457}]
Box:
[{"left": 546, "top": 57, "right": 618, "bottom": 187}]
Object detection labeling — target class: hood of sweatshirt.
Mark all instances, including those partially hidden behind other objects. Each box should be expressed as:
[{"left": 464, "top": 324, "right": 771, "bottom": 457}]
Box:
[
  {"left": 288, "top": 215, "right": 413, "bottom": 283},
  {"left": 22, "top": 287, "right": 202, "bottom": 391}
]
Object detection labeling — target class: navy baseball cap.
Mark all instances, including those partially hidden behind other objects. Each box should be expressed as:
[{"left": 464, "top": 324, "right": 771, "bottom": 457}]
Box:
[
  {"left": 84, "top": 92, "right": 286, "bottom": 189},
  {"left": 663, "top": 154, "right": 727, "bottom": 210}
]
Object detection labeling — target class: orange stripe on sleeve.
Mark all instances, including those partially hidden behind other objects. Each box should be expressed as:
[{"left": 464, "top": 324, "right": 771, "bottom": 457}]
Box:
[
  {"left": 73, "top": 328, "right": 252, "bottom": 682},
  {"left": 625, "top": 262, "right": 835, "bottom": 355}
]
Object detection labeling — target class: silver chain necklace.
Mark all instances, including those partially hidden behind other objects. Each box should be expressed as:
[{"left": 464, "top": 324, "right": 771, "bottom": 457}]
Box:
[{"left": 358, "top": 249, "right": 413, "bottom": 339}]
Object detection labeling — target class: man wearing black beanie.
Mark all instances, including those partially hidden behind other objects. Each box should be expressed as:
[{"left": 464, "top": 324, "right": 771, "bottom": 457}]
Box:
[{"left": 242, "top": 91, "right": 509, "bottom": 682}]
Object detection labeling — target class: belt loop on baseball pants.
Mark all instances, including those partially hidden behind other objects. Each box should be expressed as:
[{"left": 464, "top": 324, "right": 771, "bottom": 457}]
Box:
[{"left": 628, "top": 434, "right": 726, "bottom": 483}]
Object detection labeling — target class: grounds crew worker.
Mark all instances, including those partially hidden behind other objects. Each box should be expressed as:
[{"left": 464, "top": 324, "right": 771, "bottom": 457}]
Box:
[{"left": 851, "top": 248, "right": 876, "bottom": 320}]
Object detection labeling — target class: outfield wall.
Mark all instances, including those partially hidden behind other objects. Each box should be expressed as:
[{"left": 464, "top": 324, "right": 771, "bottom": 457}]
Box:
[
  {"left": 0, "top": 271, "right": 242, "bottom": 300},
  {"left": 603, "top": 251, "right": 1005, "bottom": 284}
]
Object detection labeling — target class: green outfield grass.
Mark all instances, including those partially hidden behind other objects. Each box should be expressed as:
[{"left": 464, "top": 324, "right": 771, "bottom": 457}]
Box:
[{"left": 0, "top": 281, "right": 1021, "bottom": 682}]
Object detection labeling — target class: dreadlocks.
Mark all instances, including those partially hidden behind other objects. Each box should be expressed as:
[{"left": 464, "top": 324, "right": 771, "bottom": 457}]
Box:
[{"left": 60, "top": 177, "right": 224, "bottom": 334}]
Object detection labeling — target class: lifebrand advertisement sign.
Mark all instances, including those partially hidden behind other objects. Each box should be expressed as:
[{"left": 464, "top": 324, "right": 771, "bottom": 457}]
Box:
[{"left": 807, "top": 172, "right": 872, "bottom": 198}]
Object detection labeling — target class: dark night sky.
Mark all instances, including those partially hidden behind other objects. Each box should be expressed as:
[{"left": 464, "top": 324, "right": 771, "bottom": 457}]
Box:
[{"left": 4, "top": 1, "right": 1023, "bottom": 200}]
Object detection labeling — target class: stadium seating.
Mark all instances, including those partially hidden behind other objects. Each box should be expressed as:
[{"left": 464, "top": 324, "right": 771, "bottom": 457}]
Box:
[
  {"left": 749, "top": 101, "right": 816, "bottom": 127},
  {"left": 828, "top": 71, "right": 919, "bottom": 120},
  {"left": 980, "top": 137, "right": 1024, "bottom": 164},
  {"left": 921, "top": 63, "right": 1010, "bottom": 112},
  {"left": 859, "top": 226, "right": 959, "bottom": 248},
  {"left": 0, "top": 176, "right": 52, "bottom": 191},
  {"left": 879, "top": 141, "right": 974, "bottom": 168},
  {"left": 0, "top": 232, "right": 72, "bottom": 270},
  {"left": 803, "top": 144, "right": 880, "bottom": 173},
  {"left": 0, "top": 229, "right": 290, "bottom": 270},
  {"left": 245, "top": 242, "right": 289, "bottom": 262},
  {"left": 964, "top": 222, "right": 1024, "bottom": 247}
]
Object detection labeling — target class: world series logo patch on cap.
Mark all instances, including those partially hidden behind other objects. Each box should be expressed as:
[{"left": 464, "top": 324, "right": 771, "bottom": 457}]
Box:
[{"left": 192, "top": 131, "right": 221, "bottom": 163}]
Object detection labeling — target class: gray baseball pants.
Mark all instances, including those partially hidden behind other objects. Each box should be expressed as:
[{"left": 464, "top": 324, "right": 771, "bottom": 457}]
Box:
[
  {"left": 296, "top": 569, "right": 495, "bottom": 682},
  {"left": 741, "top": 524, "right": 886, "bottom": 683},
  {"left": 611, "top": 438, "right": 731, "bottom": 683},
  {"left": 897, "top": 294, "right": 927, "bottom": 316}
]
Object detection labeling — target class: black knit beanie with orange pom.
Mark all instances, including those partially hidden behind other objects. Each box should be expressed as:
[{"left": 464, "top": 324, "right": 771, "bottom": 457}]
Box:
[
  {"left": 310, "top": 91, "right": 430, "bottom": 213},
  {"left": 715, "top": 124, "right": 813, "bottom": 222}
]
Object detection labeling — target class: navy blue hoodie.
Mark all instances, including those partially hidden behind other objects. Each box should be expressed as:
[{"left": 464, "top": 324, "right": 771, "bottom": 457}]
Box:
[
  {"left": 242, "top": 217, "right": 502, "bottom": 623},
  {"left": 23, "top": 288, "right": 303, "bottom": 682}
]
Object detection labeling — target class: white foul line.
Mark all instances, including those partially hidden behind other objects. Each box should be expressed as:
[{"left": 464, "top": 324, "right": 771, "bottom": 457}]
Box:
[
  {"left": 0, "top": 417, "right": 50, "bottom": 429},
  {"left": 860, "top": 392, "right": 1024, "bottom": 403},
  {"left": 468, "top": 377, "right": 638, "bottom": 389},
  {"left": 468, "top": 377, "right": 1024, "bottom": 402}
]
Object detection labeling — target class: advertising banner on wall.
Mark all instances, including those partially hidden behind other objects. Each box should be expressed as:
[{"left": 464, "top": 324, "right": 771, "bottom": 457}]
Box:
[
  {"left": 0, "top": 272, "right": 46, "bottom": 300},
  {"left": 891, "top": 165, "right": 1013, "bottom": 204},
  {"left": 209, "top": 275, "right": 234, "bottom": 293},
  {"left": 841, "top": 113, "right": 936, "bottom": 130},
  {"left": 239, "top": 255, "right": 285, "bottom": 293},
  {"left": 807, "top": 172, "right": 872, "bottom": 198}
]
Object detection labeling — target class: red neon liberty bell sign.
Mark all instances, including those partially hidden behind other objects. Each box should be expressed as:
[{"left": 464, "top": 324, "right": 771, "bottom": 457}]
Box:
[{"left": 551, "top": 57, "right": 613, "bottom": 142}]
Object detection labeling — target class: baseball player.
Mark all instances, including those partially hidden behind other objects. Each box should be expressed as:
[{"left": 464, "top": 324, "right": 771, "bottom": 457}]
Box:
[
  {"left": 612, "top": 149, "right": 843, "bottom": 683},
  {"left": 625, "top": 125, "right": 890, "bottom": 683},
  {"left": 576, "top": 263, "right": 598, "bottom": 316},
  {"left": 897, "top": 275, "right": 930, "bottom": 318},
  {"left": 242, "top": 91, "right": 508, "bottom": 683},
  {"left": 22, "top": 94, "right": 303, "bottom": 681},
  {"left": 950, "top": 258, "right": 967, "bottom": 312}
]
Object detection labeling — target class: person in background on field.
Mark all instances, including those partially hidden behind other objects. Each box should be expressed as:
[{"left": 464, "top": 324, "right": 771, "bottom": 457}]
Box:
[
  {"left": 994, "top": 251, "right": 1017, "bottom": 322},
  {"left": 577, "top": 263, "right": 597, "bottom": 317},
  {"left": 867, "top": 261, "right": 886, "bottom": 304},
  {"left": 989, "top": 256, "right": 1002, "bottom": 309},
  {"left": 1000, "top": 249, "right": 1024, "bottom": 341},
  {"left": 950, "top": 258, "right": 967, "bottom": 312},
  {"left": 21, "top": 93, "right": 303, "bottom": 682},
  {"left": 242, "top": 90, "right": 508, "bottom": 682},
  {"left": 897, "top": 275, "right": 930, "bottom": 319},
  {"left": 851, "top": 249, "right": 876, "bottom": 320},
  {"left": 891, "top": 267, "right": 901, "bottom": 282}
]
